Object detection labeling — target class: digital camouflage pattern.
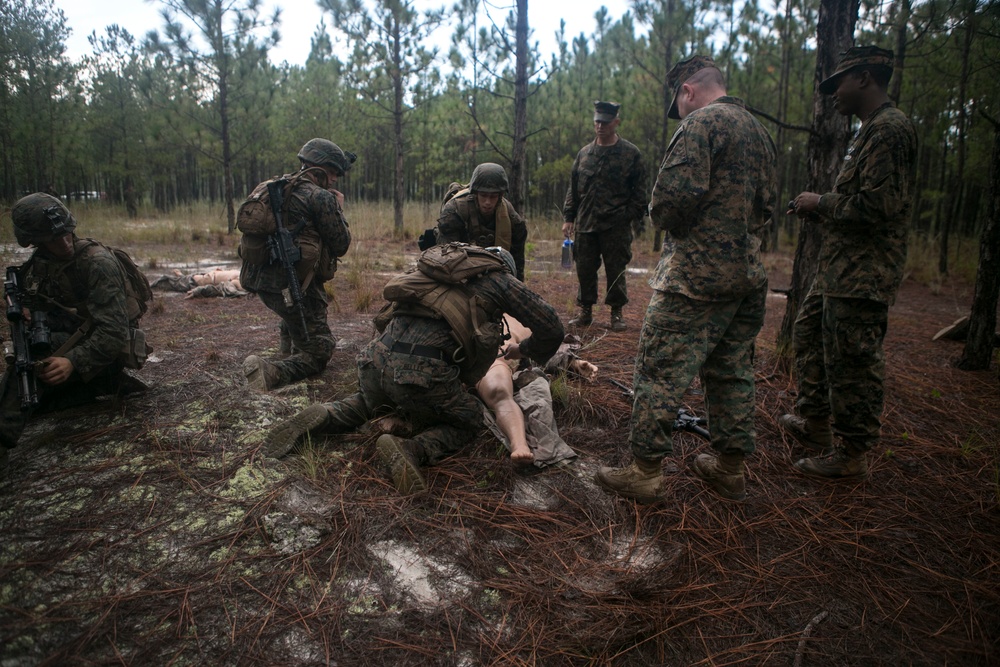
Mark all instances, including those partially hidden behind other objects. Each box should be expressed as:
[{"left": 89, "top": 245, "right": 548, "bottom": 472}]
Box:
[
  {"left": 1, "top": 237, "right": 131, "bottom": 448},
  {"left": 630, "top": 95, "right": 775, "bottom": 461},
  {"left": 563, "top": 136, "right": 647, "bottom": 307},
  {"left": 306, "top": 270, "right": 564, "bottom": 463},
  {"left": 793, "top": 102, "right": 916, "bottom": 453},
  {"left": 240, "top": 170, "right": 351, "bottom": 385},
  {"left": 811, "top": 104, "right": 917, "bottom": 306},
  {"left": 437, "top": 195, "right": 528, "bottom": 281},
  {"left": 792, "top": 294, "right": 886, "bottom": 453},
  {"left": 629, "top": 287, "right": 767, "bottom": 461},
  {"left": 563, "top": 137, "right": 647, "bottom": 234},
  {"left": 649, "top": 96, "right": 776, "bottom": 301}
]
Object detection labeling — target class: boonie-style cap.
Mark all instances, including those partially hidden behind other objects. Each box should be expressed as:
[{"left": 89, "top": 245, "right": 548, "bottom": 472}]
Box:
[
  {"left": 593, "top": 101, "right": 621, "bottom": 122},
  {"left": 667, "top": 55, "right": 717, "bottom": 120},
  {"left": 819, "top": 46, "right": 894, "bottom": 94}
]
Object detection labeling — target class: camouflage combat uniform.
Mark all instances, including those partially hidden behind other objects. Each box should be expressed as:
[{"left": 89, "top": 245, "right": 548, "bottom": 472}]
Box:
[
  {"left": 563, "top": 137, "right": 647, "bottom": 308},
  {"left": 309, "top": 271, "right": 563, "bottom": 464},
  {"left": 630, "top": 96, "right": 776, "bottom": 461},
  {"left": 240, "top": 171, "right": 351, "bottom": 385},
  {"left": 793, "top": 102, "right": 917, "bottom": 454},
  {"left": 437, "top": 194, "right": 528, "bottom": 281},
  {"left": 0, "top": 237, "right": 132, "bottom": 449}
]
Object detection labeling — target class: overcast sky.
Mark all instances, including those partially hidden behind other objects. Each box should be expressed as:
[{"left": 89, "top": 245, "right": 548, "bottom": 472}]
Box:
[{"left": 54, "top": 0, "right": 633, "bottom": 68}]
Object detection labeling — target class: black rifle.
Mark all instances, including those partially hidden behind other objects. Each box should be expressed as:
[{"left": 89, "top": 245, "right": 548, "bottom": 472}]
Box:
[
  {"left": 609, "top": 379, "right": 711, "bottom": 440},
  {"left": 3, "top": 267, "right": 52, "bottom": 410},
  {"left": 265, "top": 179, "right": 309, "bottom": 341}
]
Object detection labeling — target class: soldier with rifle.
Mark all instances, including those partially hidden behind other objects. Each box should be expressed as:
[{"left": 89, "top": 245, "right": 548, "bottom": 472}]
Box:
[
  {"left": 238, "top": 138, "right": 354, "bottom": 391},
  {"left": 1, "top": 194, "right": 148, "bottom": 469}
]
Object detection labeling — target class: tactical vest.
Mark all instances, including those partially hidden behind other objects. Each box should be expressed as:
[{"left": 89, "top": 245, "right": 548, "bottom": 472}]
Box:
[
  {"left": 377, "top": 244, "right": 509, "bottom": 385},
  {"left": 448, "top": 189, "right": 513, "bottom": 251}
]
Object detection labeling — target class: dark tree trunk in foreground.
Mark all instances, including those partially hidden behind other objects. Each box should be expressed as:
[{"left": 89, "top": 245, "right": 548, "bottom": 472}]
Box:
[
  {"left": 776, "top": 0, "right": 859, "bottom": 356},
  {"left": 508, "top": 0, "right": 528, "bottom": 213},
  {"left": 956, "top": 117, "right": 1000, "bottom": 371}
]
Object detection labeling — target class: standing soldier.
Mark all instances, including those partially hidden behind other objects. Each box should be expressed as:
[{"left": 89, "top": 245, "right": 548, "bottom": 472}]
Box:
[
  {"left": 782, "top": 47, "right": 917, "bottom": 480},
  {"left": 239, "top": 138, "right": 353, "bottom": 391},
  {"left": 562, "top": 101, "right": 648, "bottom": 331},
  {"left": 436, "top": 163, "right": 528, "bottom": 281},
  {"left": 595, "top": 56, "right": 777, "bottom": 502},
  {"left": 1, "top": 194, "right": 149, "bottom": 467}
]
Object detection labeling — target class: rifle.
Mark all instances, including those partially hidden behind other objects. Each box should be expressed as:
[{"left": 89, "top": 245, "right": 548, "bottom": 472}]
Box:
[
  {"left": 265, "top": 179, "right": 309, "bottom": 342},
  {"left": 3, "top": 267, "right": 52, "bottom": 410},
  {"left": 609, "top": 379, "right": 711, "bottom": 440}
]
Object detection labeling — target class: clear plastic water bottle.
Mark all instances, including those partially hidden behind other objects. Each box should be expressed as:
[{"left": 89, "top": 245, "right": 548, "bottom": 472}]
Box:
[{"left": 561, "top": 239, "right": 573, "bottom": 268}]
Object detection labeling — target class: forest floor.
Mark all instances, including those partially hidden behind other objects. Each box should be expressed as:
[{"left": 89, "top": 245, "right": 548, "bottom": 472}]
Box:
[{"left": 0, "top": 236, "right": 998, "bottom": 666}]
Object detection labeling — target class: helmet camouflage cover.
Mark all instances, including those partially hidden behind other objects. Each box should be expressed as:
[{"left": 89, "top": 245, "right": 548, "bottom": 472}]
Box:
[
  {"left": 485, "top": 246, "right": 516, "bottom": 276},
  {"left": 297, "top": 138, "right": 357, "bottom": 175},
  {"left": 469, "top": 163, "right": 509, "bottom": 194},
  {"left": 11, "top": 192, "right": 77, "bottom": 247}
]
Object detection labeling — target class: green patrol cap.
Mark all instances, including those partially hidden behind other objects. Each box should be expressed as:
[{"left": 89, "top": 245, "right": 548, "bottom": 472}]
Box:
[
  {"left": 667, "top": 55, "right": 717, "bottom": 120},
  {"left": 819, "top": 46, "right": 894, "bottom": 94},
  {"left": 593, "top": 101, "right": 620, "bottom": 122}
]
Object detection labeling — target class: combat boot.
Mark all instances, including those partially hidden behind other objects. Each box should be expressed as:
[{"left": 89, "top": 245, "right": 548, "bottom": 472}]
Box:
[
  {"left": 690, "top": 451, "right": 746, "bottom": 501},
  {"left": 594, "top": 458, "right": 664, "bottom": 503},
  {"left": 377, "top": 434, "right": 428, "bottom": 494},
  {"left": 793, "top": 447, "right": 868, "bottom": 481},
  {"left": 265, "top": 404, "right": 331, "bottom": 459},
  {"left": 610, "top": 307, "right": 627, "bottom": 332},
  {"left": 243, "top": 355, "right": 283, "bottom": 391},
  {"left": 568, "top": 305, "right": 593, "bottom": 327},
  {"left": 778, "top": 413, "right": 833, "bottom": 453}
]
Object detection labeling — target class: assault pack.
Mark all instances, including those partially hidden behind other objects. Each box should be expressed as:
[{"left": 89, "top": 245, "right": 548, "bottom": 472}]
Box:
[{"left": 376, "top": 243, "right": 510, "bottom": 385}]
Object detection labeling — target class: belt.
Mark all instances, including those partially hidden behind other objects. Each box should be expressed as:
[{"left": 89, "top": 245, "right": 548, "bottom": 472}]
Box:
[{"left": 381, "top": 334, "right": 448, "bottom": 361}]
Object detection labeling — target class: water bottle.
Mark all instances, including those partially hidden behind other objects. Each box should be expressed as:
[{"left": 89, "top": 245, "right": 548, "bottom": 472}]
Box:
[{"left": 561, "top": 239, "right": 573, "bottom": 269}]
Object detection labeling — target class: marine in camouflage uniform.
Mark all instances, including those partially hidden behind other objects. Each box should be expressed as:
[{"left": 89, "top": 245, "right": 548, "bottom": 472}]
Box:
[
  {"left": 783, "top": 47, "right": 917, "bottom": 481},
  {"left": 595, "top": 56, "right": 777, "bottom": 502},
  {"left": 264, "top": 246, "right": 564, "bottom": 495},
  {"left": 240, "top": 138, "right": 353, "bottom": 391},
  {"left": 436, "top": 163, "right": 528, "bottom": 281},
  {"left": 562, "top": 101, "right": 648, "bottom": 331},
  {"left": 1, "top": 194, "right": 141, "bottom": 460}
]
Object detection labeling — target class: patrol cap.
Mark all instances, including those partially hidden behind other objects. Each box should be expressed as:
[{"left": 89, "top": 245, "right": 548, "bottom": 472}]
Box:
[
  {"left": 667, "top": 55, "right": 718, "bottom": 120},
  {"left": 819, "top": 46, "right": 894, "bottom": 94},
  {"left": 593, "top": 101, "right": 621, "bottom": 122},
  {"left": 11, "top": 192, "right": 77, "bottom": 248}
]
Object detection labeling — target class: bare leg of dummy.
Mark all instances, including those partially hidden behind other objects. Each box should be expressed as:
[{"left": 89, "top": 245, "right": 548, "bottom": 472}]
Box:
[{"left": 475, "top": 316, "right": 533, "bottom": 463}]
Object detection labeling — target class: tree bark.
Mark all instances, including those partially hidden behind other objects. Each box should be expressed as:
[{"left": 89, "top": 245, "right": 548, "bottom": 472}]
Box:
[
  {"left": 956, "top": 116, "right": 1000, "bottom": 371},
  {"left": 508, "top": 0, "right": 529, "bottom": 214},
  {"left": 776, "top": 0, "right": 859, "bottom": 356}
]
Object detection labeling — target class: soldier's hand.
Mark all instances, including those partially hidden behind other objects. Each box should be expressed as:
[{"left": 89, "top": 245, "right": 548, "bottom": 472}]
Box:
[
  {"left": 788, "top": 192, "right": 821, "bottom": 216},
  {"left": 501, "top": 342, "right": 523, "bottom": 360},
  {"left": 37, "top": 356, "right": 73, "bottom": 385},
  {"left": 561, "top": 222, "right": 574, "bottom": 239},
  {"left": 331, "top": 189, "right": 345, "bottom": 208}
]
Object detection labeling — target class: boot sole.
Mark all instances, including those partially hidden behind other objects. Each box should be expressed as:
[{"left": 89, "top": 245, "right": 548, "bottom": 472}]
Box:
[
  {"left": 243, "top": 355, "right": 269, "bottom": 391},
  {"left": 265, "top": 405, "right": 330, "bottom": 459},
  {"left": 377, "top": 435, "right": 427, "bottom": 495},
  {"left": 793, "top": 459, "right": 869, "bottom": 481}
]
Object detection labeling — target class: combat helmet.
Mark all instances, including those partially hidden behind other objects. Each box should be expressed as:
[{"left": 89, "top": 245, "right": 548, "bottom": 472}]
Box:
[
  {"left": 11, "top": 193, "right": 77, "bottom": 248},
  {"left": 484, "top": 246, "right": 516, "bottom": 276},
  {"left": 469, "top": 163, "right": 508, "bottom": 194},
  {"left": 297, "top": 138, "right": 357, "bottom": 175}
]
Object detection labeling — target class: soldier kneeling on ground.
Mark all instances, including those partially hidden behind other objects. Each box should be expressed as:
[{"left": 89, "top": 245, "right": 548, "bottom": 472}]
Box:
[
  {"left": 264, "top": 243, "right": 564, "bottom": 495},
  {"left": 1, "top": 194, "right": 151, "bottom": 468}
]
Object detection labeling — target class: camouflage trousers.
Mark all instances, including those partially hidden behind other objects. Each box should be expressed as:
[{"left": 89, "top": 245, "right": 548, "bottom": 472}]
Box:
[
  {"left": 792, "top": 293, "right": 888, "bottom": 453},
  {"left": 319, "top": 337, "right": 484, "bottom": 465},
  {"left": 574, "top": 225, "right": 632, "bottom": 307},
  {"left": 257, "top": 284, "right": 335, "bottom": 385},
  {"left": 629, "top": 285, "right": 766, "bottom": 461}
]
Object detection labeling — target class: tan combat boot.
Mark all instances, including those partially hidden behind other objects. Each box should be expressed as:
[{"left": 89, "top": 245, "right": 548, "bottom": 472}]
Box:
[
  {"left": 377, "top": 434, "right": 428, "bottom": 494},
  {"left": 793, "top": 447, "right": 868, "bottom": 481},
  {"left": 610, "top": 307, "right": 627, "bottom": 332},
  {"left": 243, "top": 355, "right": 283, "bottom": 391},
  {"left": 568, "top": 305, "right": 593, "bottom": 327},
  {"left": 690, "top": 452, "right": 746, "bottom": 501},
  {"left": 594, "top": 458, "right": 664, "bottom": 503},
  {"left": 265, "top": 404, "right": 331, "bottom": 459},
  {"left": 778, "top": 414, "right": 833, "bottom": 453}
]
